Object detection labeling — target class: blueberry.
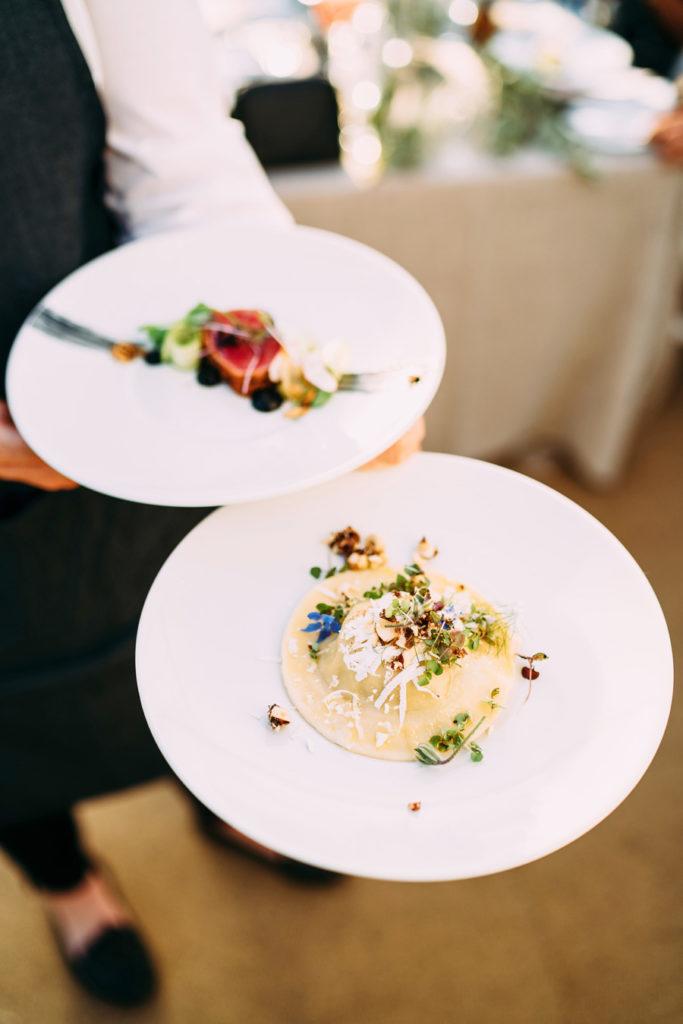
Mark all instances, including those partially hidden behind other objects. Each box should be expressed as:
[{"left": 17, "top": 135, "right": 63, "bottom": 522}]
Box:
[
  {"left": 251, "top": 385, "right": 284, "bottom": 412},
  {"left": 197, "top": 358, "right": 222, "bottom": 386},
  {"left": 144, "top": 348, "right": 162, "bottom": 365}
]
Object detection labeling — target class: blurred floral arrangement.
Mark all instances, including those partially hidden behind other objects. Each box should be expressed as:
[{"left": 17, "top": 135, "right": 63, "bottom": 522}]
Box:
[
  {"left": 483, "top": 57, "right": 595, "bottom": 177},
  {"left": 296, "top": 0, "right": 595, "bottom": 179}
]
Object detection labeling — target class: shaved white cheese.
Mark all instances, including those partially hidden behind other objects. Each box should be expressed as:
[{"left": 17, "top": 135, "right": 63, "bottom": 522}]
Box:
[{"left": 322, "top": 689, "right": 364, "bottom": 739}]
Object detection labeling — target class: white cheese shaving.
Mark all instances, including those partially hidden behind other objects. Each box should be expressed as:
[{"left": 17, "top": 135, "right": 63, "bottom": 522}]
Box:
[{"left": 322, "top": 689, "right": 364, "bottom": 738}]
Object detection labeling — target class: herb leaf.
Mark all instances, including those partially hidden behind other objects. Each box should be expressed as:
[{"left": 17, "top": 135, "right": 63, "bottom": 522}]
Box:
[
  {"left": 185, "top": 303, "right": 213, "bottom": 327},
  {"left": 415, "top": 744, "right": 441, "bottom": 765},
  {"left": 141, "top": 324, "right": 167, "bottom": 348}
]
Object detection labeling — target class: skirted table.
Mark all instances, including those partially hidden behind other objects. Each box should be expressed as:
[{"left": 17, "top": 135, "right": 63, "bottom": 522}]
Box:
[{"left": 273, "top": 144, "right": 682, "bottom": 485}]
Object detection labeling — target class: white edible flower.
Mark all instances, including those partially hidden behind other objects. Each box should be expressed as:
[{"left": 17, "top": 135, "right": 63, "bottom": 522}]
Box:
[
  {"left": 269, "top": 332, "right": 349, "bottom": 395},
  {"left": 302, "top": 340, "right": 348, "bottom": 393}
]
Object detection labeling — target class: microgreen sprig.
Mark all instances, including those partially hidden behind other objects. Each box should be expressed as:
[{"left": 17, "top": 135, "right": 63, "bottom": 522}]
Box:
[
  {"left": 309, "top": 564, "right": 348, "bottom": 580},
  {"left": 415, "top": 714, "right": 486, "bottom": 766},
  {"left": 483, "top": 686, "right": 504, "bottom": 711},
  {"left": 363, "top": 564, "right": 427, "bottom": 600},
  {"left": 518, "top": 652, "right": 549, "bottom": 702}
]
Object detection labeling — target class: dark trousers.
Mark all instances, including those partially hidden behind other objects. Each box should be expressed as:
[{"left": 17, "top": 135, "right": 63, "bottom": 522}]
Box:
[{"left": 0, "top": 811, "right": 91, "bottom": 892}]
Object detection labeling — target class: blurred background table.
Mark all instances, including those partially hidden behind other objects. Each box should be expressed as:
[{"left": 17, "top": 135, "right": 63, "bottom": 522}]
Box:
[
  {"left": 67, "top": 0, "right": 683, "bottom": 485},
  {"left": 273, "top": 143, "right": 682, "bottom": 484}
]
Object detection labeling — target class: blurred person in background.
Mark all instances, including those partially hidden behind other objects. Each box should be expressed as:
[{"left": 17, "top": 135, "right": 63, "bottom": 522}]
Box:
[
  {"left": 0, "top": 0, "right": 423, "bottom": 1008},
  {"left": 612, "top": 0, "right": 683, "bottom": 76},
  {"left": 610, "top": 0, "right": 683, "bottom": 161}
]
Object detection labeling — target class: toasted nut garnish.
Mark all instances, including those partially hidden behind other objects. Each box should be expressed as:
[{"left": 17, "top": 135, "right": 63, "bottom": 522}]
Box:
[
  {"left": 111, "top": 342, "right": 144, "bottom": 362},
  {"left": 267, "top": 704, "right": 291, "bottom": 730},
  {"left": 364, "top": 534, "right": 385, "bottom": 556},
  {"left": 347, "top": 551, "right": 370, "bottom": 571},
  {"left": 284, "top": 406, "right": 309, "bottom": 420},
  {"left": 375, "top": 620, "right": 400, "bottom": 643},
  {"left": 407, "top": 801, "right": 422, "bottom": 813},
  {"left": 416, "top": 536, "right": 438, "bottom": 561},
  {"left": 328, "top": 527, "right": 361, "bottom": 557}
]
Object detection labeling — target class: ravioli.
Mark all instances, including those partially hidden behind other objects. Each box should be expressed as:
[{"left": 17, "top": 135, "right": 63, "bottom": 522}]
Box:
[{"left": 281, "top": 565, "right": 516, "bottom": 762}]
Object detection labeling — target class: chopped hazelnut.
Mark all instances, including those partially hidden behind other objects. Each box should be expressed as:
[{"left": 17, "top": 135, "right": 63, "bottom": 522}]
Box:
[
  {"left": 416, "top": 536, "right": 438, "bottom": 561},
  {"left": 267, "top": 704, "right": 291, "bottom": 730},
  {"left": 347, "top": 550, "right": 370, "bottom": 571},
  {"left": 111, "top": 342, "right": 144, "bottom": 362},
  {"left": 407, "top": 801, "right": 422, "bottom": 813},
  {"left": 328, "top": 526, "right": 361, "bottom": 558},
  {"left": 284, "top": 405, "right": 309, "bottom": 420},
  {"left": 375, "top": 620, "right": 400, "bottom": 643},
  {"left": 364, "top": 534, "right": 385, "bottom": 556}
]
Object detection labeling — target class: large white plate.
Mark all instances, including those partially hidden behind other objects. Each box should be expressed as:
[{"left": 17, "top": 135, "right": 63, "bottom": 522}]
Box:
[
  {"left": 136, "top": 454, "right": 673, "bottom": 881},
  {"left": 6, "top": 225, "right": 444, "bottom": 506}
]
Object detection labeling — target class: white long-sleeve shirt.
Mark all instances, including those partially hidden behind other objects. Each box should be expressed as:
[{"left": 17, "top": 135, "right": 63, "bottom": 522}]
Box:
[{"left": 62, "top": 0, "right": 294, "bottom": 240}]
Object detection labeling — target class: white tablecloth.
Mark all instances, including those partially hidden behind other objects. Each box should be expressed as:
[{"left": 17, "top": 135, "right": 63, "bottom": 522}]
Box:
[{"left": 273, "top": 145, "right": 682, "bottom": 484}]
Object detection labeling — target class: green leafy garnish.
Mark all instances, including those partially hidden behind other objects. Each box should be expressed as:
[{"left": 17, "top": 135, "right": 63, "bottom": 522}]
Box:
[
  {"left": 415, "top": 744, "right": 442, "bottom": 765},
  {"left": 311, "top": 389, "right": 332, "bottom": 409},
  {"left": 415, "top": 715, "right": 486, "bottom": 767},
  {"left": 315, "top": 602, "right": 346, "bottom": 623},
  {"left": 141, "top": 324, "right": 167, "bottom": 349},
  {"left": 184, "top": 303, "right": 213, "bottom": 327}
]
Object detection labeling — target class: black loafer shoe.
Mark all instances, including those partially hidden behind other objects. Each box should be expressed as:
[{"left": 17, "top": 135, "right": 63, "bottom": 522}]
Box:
[{"left": 62, "top": 925, "right": 156, "bottom": 1007}]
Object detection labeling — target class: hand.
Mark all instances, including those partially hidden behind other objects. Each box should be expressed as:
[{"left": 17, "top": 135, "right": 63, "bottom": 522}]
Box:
[
  {"left": 0, "top": 402, "right": 77, "bottom": 491},
  {"left": 361, "top": 417, "right": 426, "bottom": 470},
  {"left": 650, "top": 110, "right": 683, "bottom": 166}
]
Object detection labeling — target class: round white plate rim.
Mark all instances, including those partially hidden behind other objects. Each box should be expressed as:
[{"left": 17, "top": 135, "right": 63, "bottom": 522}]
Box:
[
  {"left": 135, "top": 453, "right": 673, "bottom": 881},
  {"left": 6, "top": 224, "right": 445, "bottom": 507}
]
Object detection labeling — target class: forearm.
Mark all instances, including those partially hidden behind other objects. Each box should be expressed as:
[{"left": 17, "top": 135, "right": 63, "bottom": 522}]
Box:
[
  {"left": 84, "top": 0, "right": 293, "bottom": 239},
  {"left": 0, "top": 401, "right": 76, "bottom": 490}
]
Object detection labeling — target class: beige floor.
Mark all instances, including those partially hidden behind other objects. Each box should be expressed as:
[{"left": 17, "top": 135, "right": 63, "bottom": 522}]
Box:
[{"left": 1, "top": 383, "right": 681, "bottom": 1024}]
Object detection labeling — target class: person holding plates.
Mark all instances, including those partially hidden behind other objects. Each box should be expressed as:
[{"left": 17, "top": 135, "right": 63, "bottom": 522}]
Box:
[{"left": 0, "top": 0, "right": 423, "bottom": 1007}]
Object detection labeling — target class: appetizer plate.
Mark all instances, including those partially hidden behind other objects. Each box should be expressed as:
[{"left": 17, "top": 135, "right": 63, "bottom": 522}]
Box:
[
  {"left": 136, "top": 453, "right": 673, "bottom": 881},
  {"left": 6, "top": 225, "right": 444, "bottom": 506}
]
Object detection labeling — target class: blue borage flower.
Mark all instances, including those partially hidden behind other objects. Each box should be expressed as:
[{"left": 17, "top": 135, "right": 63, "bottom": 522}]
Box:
[{"left": 301, "top": 611, "right": 341, "bottom": 645}]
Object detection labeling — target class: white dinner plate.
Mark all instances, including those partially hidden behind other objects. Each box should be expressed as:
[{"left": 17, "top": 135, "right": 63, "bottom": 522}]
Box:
[
  {"left": 6, "top": 225, "right": 444, "bottom": 507},
  {"left": 135, "top": 453, "right": 673, "bottom": 881}
]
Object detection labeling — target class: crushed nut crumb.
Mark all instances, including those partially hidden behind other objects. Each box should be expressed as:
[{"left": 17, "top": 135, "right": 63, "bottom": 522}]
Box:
[
  {"left": 267, "top": 704, "right": 291, "bottom": 730},
  {"left": 407, "top": 801, "right": 422, "bottom": 813},
  {"left": 327, "top": 527, "right": 387, "bottom": 571},
  {"left": 111, "top": 342, "right": 143, "bottom": 362},
  {"left": 364, "top": 534, "right": 384, "bottom": 557},
  {"left": 327, "top": 526, "right": 361, "bottom": 557},
  {"left": 416, "top": 536, "right": 438, "bottom": 561},
  {"left": 347, "top": 550, "right": 370, "bottom": 571}
]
